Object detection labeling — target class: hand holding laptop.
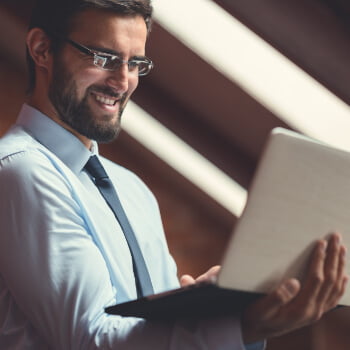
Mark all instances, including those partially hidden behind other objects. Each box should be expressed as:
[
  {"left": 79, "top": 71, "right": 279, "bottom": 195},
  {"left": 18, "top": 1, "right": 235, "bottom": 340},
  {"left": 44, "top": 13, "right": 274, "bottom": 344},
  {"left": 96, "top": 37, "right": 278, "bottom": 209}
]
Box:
[
  {"left": 179, "top": 233, "right": 347, "bottom": 343},
  {"left": 241, "top": 232, "right": 348, "bottom": 343}
]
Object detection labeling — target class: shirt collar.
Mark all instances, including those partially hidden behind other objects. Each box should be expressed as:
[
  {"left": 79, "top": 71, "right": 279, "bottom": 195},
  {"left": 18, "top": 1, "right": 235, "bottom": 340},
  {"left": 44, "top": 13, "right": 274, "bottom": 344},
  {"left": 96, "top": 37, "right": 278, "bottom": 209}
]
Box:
[{"left": 16, "top": 104, "right": 97, "bottom": 174}]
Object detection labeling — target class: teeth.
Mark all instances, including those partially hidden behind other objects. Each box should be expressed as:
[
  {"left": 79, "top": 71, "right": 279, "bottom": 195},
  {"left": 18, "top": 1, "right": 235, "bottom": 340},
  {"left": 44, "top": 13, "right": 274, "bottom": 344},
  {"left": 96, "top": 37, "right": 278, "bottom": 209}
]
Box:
[{"left": 95, "top": 94, "right": 116, "bottom": 106}]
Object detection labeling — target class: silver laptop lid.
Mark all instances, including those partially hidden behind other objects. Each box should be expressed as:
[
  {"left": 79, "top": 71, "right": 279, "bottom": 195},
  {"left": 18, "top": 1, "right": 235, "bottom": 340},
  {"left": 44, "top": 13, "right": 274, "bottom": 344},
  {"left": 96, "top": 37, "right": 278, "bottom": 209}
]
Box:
[{"left": 218, "top": 127, "right": 350, "bottom": 305}]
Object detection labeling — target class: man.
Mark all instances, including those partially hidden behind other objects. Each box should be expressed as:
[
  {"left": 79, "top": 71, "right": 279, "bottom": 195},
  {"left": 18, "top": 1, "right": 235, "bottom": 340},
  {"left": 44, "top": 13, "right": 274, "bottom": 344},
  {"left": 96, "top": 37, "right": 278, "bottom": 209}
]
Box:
[{"left": 0, "top": 0, "right": 347, "bottom": 349}]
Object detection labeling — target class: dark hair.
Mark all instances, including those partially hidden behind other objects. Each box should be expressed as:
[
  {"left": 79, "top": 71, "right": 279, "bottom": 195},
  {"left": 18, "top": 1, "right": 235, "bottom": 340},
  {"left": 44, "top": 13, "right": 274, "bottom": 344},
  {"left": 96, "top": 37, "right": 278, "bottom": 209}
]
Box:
[{"left": 26, "top": 0, "right": 153, "bottom": 93}]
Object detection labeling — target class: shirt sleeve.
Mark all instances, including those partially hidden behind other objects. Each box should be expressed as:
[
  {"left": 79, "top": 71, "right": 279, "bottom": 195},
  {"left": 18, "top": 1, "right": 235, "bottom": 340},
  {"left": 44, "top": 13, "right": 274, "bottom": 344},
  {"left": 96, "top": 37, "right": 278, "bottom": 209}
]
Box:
[{"left": 0, "top": 150, "right": 246, "bottom": 350}]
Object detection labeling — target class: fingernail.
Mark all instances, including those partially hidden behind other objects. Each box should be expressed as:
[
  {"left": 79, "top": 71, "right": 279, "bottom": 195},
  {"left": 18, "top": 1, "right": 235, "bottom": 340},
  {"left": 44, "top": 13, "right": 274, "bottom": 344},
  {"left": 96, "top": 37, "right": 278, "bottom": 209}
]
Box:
[
  {"left": 342, "top": 246, "right": 347, "bottom": 256},
  {"left": 285, "top": 279, "right": 299, "bottom": 295},
  {"left": 334, "top": 234, "right": 340, "bottom": 244},
  {"left": 321, "top": 240, "right": 327, "bottom": 251}
]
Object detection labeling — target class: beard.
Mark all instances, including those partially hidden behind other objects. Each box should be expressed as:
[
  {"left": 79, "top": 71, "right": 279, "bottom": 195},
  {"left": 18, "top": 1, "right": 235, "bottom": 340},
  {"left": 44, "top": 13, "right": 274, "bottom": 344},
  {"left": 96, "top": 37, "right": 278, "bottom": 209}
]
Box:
[{"left": 48, "top": 57, "right": 128, "bottom": 143}]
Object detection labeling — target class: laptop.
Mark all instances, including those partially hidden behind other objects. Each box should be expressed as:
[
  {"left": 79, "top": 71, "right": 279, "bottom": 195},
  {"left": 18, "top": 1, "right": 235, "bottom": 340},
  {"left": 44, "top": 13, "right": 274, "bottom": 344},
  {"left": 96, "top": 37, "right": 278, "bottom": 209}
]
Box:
[{"left": 105, "top": 127, "right": 350, "bottom": 320}]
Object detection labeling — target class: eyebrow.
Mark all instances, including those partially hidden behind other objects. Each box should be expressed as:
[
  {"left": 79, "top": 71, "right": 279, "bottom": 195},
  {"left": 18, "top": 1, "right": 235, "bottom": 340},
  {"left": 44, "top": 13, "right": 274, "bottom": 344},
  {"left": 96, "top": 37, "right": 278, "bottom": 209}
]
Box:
[
  {"left": 87, "top": 46, "right": 123, "bottom": 57},
  {"left": 87, "top": 46, "right": 147, "bottom": 61},
  {"left": 89, "top": 47, "right": 148, "bottom": 62}
]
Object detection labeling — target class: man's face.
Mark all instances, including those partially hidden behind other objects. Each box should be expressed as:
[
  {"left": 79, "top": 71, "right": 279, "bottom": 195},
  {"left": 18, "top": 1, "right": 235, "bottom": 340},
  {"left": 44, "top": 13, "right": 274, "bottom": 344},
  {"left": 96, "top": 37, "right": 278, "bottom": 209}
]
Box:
[{"left": 48, "top": 9, "right": 148, "bottom": 143}]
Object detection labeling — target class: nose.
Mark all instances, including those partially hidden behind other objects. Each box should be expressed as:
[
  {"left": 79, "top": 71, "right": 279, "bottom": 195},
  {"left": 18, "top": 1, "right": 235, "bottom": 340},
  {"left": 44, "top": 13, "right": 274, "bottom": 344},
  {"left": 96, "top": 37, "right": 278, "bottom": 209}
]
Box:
[{"left": 105, "top": 64, "right": 130, "bottom": 93}]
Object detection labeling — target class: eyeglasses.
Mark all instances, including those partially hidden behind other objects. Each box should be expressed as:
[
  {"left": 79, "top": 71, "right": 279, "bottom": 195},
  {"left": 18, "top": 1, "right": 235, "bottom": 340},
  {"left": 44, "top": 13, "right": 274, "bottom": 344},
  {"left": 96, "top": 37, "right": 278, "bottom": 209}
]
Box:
[{"left": 64, "top": 38, "right": 154, "bottom": 76}]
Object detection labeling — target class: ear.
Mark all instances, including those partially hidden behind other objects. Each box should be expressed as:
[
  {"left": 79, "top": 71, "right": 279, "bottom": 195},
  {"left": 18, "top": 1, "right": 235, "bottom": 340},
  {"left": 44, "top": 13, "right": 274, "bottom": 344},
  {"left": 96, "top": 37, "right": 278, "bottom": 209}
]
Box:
[{"left": 26, "top": 28, "right": 53, "bottom": 70}]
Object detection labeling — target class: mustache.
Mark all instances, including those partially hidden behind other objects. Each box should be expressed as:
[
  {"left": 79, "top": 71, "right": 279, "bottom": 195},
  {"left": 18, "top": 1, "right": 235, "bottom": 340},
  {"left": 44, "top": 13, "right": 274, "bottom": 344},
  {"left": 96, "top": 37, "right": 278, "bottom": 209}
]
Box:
[{"left": 88, "top": 85, "right": 125, "bottom": 100}]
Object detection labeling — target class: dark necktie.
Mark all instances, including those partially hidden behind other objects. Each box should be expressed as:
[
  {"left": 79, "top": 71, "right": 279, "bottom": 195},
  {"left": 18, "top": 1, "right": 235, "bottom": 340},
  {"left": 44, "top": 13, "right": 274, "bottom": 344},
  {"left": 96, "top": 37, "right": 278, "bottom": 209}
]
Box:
[{"left": 84, "top": 155, "right": 154, "bottom": 298}]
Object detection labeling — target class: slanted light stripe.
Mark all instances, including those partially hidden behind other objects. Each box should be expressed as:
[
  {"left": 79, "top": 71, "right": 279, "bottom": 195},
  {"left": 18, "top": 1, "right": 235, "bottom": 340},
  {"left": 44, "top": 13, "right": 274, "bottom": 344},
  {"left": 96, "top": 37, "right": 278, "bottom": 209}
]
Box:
[
  {"left": 123, "top": 101, "right": 247, "bottom": 217},
  {"left": 152, "top": 0, "right": 350, "bottom": 151}
]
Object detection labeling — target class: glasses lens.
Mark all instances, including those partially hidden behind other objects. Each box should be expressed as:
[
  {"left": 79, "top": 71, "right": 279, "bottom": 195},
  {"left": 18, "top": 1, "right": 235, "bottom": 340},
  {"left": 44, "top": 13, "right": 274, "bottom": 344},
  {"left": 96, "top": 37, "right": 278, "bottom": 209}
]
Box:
[
  {"left": 94, "top": 54, "right": 153, "bottom": 76},
  {"left": 94, "top": 55, "right": 108, "bottom": 68},
  {"left": 136, "top": 60, "right": 153, "bottom": 76},
  {"left": 102, "top": 56, "right": 122, "bottom": 70}
]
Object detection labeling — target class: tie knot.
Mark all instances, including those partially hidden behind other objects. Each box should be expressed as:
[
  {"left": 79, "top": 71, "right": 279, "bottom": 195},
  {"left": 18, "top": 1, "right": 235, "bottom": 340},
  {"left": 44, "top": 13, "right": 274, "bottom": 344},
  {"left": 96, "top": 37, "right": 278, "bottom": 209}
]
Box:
[{"left": 84, "top": 155, "right": 109, "bottom": 184}]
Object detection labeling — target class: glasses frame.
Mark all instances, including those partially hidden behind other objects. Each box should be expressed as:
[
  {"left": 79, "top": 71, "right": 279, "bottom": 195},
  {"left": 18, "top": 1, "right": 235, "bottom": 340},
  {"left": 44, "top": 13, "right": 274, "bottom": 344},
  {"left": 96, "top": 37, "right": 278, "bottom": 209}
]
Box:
[{"left": 64, "top": 38, "right": 154, "bottom": 76}]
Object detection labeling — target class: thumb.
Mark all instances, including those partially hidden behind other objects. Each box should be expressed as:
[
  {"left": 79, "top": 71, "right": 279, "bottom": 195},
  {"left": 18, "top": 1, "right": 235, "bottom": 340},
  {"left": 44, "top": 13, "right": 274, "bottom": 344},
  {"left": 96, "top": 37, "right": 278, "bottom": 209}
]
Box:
[
  {"left": 241, "top": 279, "right": 301, "bottom": 343},
  {"left": 263, "top": 279, "right": 300, "bottom": 314},
  {"left": 247, "top": 279, "right": 301, "bottom": 320},
  {"left": 269, "top": 278, "right": 301, "bottom": 307}
]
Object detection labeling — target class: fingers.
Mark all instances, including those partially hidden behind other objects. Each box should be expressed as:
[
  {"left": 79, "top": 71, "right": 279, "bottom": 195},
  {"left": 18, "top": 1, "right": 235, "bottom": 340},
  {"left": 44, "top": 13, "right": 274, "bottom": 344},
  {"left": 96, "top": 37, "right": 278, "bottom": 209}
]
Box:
[
  {"left": 247, "top": 279, "right": 300, "bottom": 322},
  {"left": 180, "top": 274, "right": 196, "bottom": 287},
  {"left": 272, "top": 279, "right": 301, "bottom": 307},
  {"left": 301, "top": 233, "right": 348, "bottom": 312},
  {"left": 299, "top": 239, "right": 327, "bottom": 300},
  {"left": 241, "top": 278, "right": 301, "bottom": 343},
  {"left": 180, "top": 265, "right": 221, "bottom": 287},
  {"left": 322, "top": 243, "right": 348, "bottom": 309},
  {"left": 241, "top": 233, "right": 348, "bottom": 344},
  {"left": 283, "top": 233, "right": 347, "bottom": 323},
  {"left": 326, "top": 272, "right": 348, "bottom": 309},
  {"left": 195, "top": 265, "right": 220, "bottom": 284},
  {"left": 315, "top": 234, "right": 342, "bottom": 305}
]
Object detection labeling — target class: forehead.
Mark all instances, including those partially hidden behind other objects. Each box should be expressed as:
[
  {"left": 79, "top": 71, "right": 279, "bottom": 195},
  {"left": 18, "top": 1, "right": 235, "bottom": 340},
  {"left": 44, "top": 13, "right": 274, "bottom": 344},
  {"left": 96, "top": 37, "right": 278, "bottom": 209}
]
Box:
[{"left": 68, "top": 8, "right": 148, "bottom": 50}]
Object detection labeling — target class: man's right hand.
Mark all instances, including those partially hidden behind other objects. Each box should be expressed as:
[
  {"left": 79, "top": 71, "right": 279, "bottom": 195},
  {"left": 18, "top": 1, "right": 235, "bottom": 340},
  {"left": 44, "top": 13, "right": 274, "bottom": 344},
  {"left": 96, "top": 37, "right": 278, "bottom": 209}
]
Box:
[{"left": 241, "top": 233, "right": 348, "bottom": 344}]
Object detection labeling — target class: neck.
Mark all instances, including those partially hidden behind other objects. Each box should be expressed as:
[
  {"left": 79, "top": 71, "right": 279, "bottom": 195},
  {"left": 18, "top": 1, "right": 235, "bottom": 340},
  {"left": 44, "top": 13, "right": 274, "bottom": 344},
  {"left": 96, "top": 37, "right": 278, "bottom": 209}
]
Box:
[{"left": 26, "top": 91, "right": 92, "bottom": 150}]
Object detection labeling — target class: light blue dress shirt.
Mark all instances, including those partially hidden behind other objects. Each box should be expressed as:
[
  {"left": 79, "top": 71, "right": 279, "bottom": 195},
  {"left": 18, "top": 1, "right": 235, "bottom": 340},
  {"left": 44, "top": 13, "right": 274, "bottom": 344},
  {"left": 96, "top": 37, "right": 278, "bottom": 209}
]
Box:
[{"left": 0, "top": 104, "right": 264, "bottom": 349}]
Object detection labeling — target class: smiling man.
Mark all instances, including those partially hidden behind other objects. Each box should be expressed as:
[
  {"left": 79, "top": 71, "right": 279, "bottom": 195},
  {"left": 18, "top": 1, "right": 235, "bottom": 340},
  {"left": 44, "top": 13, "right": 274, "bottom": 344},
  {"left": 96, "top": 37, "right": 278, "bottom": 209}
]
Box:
[
  {"left": 28, "top": 3, "right": 148, "bottom": 148},
  {"left": 0, "top": 0, "right": 347, "bottom": 349}
]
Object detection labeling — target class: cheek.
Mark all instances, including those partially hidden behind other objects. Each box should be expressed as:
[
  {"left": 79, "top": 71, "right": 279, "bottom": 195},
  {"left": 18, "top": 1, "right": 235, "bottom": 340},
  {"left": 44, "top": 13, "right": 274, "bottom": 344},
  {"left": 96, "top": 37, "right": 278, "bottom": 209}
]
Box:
[
  {"left": 74, "top": 68, "right": 102, "bottom": 96},
  {"left": 128, "top": 75, "right": 139, "bottom": 95}
]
